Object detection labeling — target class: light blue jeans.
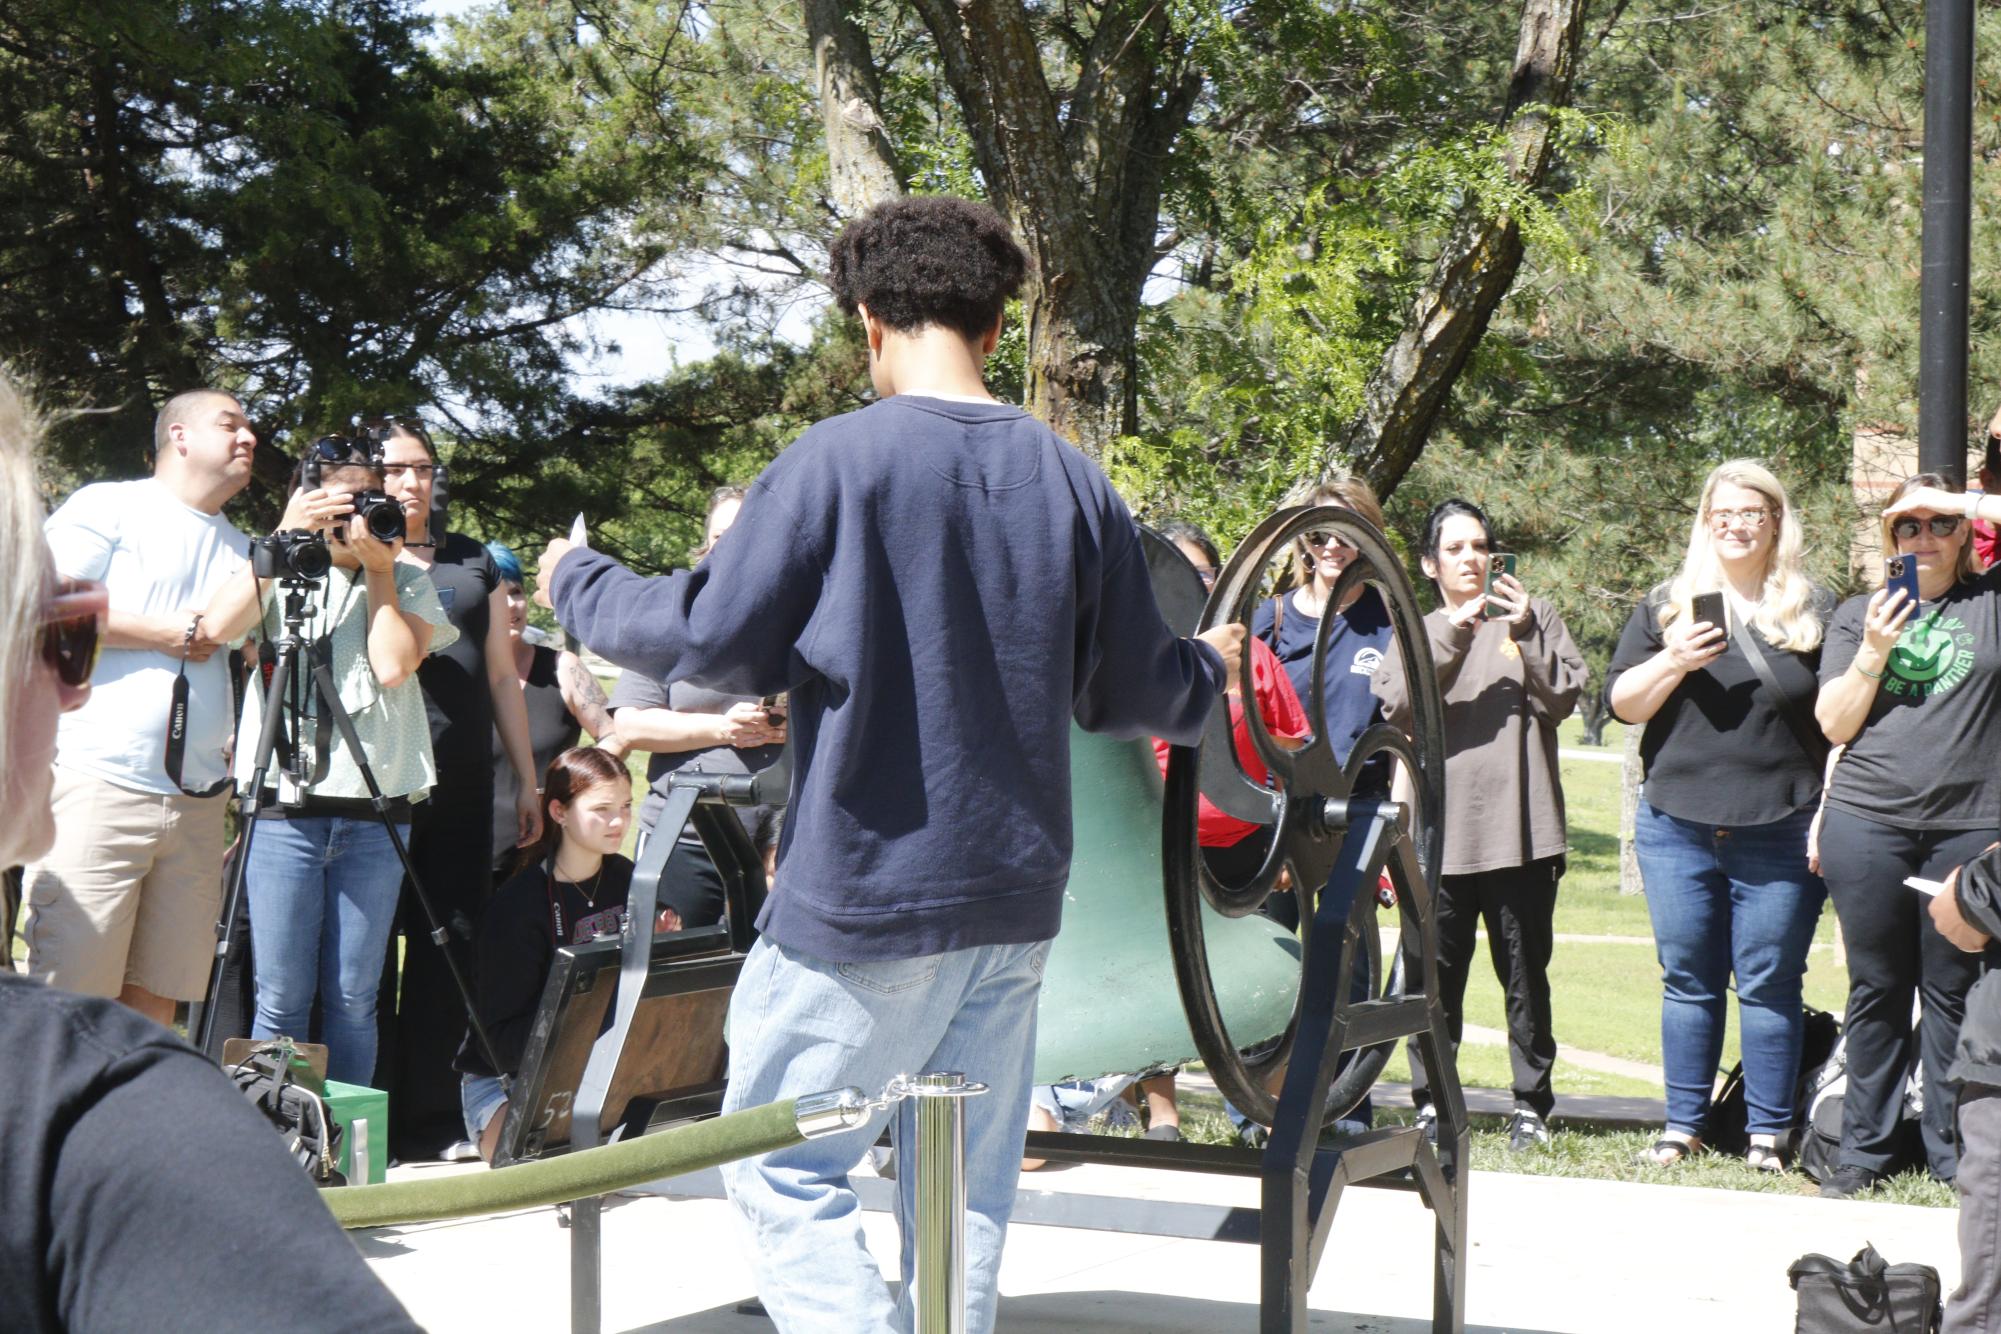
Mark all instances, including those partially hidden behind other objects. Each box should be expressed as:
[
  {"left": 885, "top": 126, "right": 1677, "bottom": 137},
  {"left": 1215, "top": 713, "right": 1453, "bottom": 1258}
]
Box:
[
  {"left": 719, "top": 935, "right": 1051, "bottom": 1334},
  {"left": 245, "top": 815, "right": 407, "bottom": 1086}
]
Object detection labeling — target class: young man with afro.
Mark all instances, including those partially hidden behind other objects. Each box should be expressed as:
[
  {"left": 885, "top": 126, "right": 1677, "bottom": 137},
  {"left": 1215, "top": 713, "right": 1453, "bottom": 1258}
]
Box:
[{"left": 538, "top": 195, "right": 1243, "bottom": 1331}]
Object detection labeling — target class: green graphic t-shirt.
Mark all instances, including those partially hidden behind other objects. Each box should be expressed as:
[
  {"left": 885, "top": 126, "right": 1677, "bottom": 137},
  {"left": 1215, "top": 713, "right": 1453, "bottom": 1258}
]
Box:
[{"left": 1822, "top": 566, "right": 2001, "bottom": 829}]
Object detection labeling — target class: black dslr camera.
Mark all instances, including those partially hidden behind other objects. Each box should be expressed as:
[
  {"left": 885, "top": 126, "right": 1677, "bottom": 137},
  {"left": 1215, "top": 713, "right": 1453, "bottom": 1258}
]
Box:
[
  {"left": 251, "top": 530, "right": 332, "bottom": 582},
  {"left": 302, "top": 432, "right": 406, "bottom": 543}
]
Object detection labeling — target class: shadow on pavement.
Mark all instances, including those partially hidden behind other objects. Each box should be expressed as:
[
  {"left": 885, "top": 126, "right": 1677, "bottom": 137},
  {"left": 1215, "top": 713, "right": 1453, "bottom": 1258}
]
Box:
[{"left": 634, "top": 1290, "right": 1576, "bottom": 1332}]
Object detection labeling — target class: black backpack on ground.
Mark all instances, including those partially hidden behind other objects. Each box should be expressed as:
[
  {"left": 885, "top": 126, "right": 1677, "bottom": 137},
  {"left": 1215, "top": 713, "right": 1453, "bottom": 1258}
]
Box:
[
  {"left": 230, "top": 1042, "right": 345, "bottom": 1188},
  {"left": 1710, "top": 1005, "right": 1842, "bottom": 1158}
]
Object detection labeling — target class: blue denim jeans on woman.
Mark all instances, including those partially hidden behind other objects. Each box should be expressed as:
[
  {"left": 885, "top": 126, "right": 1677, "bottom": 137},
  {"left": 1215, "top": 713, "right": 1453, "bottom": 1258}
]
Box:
[
  {"left": 718, "top": 935, "right": 1050, "bottom": 1334},
  {"left": 1635, "top": 801, "right": 1825, "bottom": 1137},
  {"left": 245, "top": 814, "right": 407, "bottom": 1086}
]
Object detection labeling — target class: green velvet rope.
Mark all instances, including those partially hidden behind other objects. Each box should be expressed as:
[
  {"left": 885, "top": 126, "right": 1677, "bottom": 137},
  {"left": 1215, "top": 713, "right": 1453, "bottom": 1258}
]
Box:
[{"left": 323, "top": 1097, "right": 804, "bottom": 1230}]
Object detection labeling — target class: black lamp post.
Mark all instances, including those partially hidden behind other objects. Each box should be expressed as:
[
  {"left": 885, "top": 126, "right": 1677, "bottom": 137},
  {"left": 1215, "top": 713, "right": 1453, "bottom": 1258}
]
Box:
[{"left": 1919, "top": 0, "right": 1976, "bottom": 484}]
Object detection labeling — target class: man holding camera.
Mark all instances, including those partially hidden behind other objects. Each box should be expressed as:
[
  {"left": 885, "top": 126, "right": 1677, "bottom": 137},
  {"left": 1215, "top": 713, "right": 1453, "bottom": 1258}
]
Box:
[{"left": 21, "top": 390, "right": 255, "bottom": 1024}]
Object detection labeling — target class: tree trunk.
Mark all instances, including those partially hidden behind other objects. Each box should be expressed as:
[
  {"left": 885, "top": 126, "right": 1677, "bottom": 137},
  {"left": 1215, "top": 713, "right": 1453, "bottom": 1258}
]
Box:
[
  {"left": 1024, "top": 266, "right": 1140, "bottom": 455},
  {"left": 903, "top": 0, "right": 1198, "bottom": 458},
  {"left": 1335, "top": 0, "right": 1589, "bottom": 496},
  {"left": 802, "top": 0, "right": 903, "bottom": 216}
]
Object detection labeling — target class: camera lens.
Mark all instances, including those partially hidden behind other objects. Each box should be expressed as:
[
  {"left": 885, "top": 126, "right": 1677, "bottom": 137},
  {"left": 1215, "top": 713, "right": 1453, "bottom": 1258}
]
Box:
[
  {"left": 291, "top": 538, "right": 332, "bottom": 581},
  {"left": 354, "top": 490, "right": 406, "bottom": 543}
]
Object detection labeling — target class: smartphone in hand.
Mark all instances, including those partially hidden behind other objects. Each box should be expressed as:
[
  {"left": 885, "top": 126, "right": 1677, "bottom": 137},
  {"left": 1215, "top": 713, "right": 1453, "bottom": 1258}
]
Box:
[
  {"left": 1690, "top": 591, "right": 1728, "bottom": 645},
  {"left": 1484, "top": 553, "right": 1518, "bottom": 619},
  {"left": 1885, "top": 555, "right": 1921, "bottom": 609}
]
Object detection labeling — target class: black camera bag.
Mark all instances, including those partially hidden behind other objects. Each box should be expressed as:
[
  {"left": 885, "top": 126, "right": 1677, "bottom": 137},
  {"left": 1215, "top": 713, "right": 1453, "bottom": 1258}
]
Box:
[
  {"left": 1789, "top": 1245, "right": 1940, "bottom": 1333},
  {"left": 230, "top": 1042, "right": 345, "bottom": 1188}
]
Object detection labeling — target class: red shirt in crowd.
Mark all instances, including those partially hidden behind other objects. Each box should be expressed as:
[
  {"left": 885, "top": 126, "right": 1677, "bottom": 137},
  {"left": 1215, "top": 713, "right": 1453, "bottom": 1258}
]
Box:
[{"left": 1153, "top": 635, "right": 1310, "bottom": 848}]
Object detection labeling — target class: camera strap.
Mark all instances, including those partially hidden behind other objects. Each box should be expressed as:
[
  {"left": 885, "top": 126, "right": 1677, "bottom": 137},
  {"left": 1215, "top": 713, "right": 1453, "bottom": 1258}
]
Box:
[{"left": 165, "top": 616, "right": 232, "bottom": 800}]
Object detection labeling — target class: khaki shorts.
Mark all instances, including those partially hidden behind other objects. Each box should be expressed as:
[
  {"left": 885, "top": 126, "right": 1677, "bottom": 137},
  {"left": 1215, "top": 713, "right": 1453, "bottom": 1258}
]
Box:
[{"left": 23, "top": 768, "right": 230, "bottom": 1001}]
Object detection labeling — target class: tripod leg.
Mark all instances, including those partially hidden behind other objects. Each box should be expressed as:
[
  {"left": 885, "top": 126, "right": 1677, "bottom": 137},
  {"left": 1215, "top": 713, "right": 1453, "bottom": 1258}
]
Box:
[
  {"left": 306, "top": 662, "right": 504, "bottom": 1076},
  {"left": 195, "top": 638, "right": 300, "bottom": 1054}
]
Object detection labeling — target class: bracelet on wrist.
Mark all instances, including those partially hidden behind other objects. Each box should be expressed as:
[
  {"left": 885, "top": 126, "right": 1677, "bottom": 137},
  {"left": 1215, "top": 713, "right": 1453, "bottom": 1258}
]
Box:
[{"left": 1855, "top": 662, "right": 1884, "bottom": 681}]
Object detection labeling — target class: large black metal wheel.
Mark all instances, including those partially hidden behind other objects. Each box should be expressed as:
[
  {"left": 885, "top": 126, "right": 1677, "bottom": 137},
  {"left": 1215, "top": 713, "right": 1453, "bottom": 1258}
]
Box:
[{"left": 1156, "top": 504, "right": 1447, "bottom": 1131}]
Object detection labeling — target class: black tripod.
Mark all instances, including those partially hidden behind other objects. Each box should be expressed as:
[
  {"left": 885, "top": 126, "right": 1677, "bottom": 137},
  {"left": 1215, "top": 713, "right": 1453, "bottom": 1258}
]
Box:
[{"left": 192, "top": 576, "right": 500, "bottom": 1075}]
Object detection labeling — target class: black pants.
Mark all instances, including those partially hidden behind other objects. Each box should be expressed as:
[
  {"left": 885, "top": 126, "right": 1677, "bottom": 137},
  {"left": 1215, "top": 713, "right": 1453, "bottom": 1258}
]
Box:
[
  {"left": 376, "top": 765, "right": 494, "bottom": 1158},
  {"left": 1407, "top": 856, "right": 1561, "bottom": 1118},
  {"left": 1818, "top": 809, "right": 1999, "bottom": 1180}
]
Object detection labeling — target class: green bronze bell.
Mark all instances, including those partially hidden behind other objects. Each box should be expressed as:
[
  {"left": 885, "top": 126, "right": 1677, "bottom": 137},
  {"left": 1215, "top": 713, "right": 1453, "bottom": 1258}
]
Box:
[{"left": 1032, "top": 724, "right": 1300, "bottom": 1085}]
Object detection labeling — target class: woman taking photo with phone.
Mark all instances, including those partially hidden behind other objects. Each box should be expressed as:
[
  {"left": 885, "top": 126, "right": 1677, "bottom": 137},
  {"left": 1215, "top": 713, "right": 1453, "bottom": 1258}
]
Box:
[
  {"left": 1374, "top": 498, "right": 1586, "bottom": 1152},
  {"left": 1811, "top": 473, "right": 2001, "bottom": 1197},
  {"left": 1605, "top": 461, "right": 1831, "bottom": 1171}
]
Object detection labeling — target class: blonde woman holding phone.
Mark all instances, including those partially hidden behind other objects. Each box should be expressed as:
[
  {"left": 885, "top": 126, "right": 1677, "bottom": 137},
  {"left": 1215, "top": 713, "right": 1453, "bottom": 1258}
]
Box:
[{"left": 1606, "top": 460, "right": 1832, "bottom": 1171}]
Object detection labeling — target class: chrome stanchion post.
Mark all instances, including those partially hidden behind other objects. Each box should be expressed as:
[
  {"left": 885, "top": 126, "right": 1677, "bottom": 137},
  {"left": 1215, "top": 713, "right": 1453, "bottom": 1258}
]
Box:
[{"left": 905, "top": 1071, "right": 987, "bottom": 1334}]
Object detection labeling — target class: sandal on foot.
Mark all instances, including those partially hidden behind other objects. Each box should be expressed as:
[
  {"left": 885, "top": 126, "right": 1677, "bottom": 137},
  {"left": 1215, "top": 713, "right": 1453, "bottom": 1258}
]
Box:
[
  {"left": 1638, "top": 1135, "right": 1702, "bottom": 1167},
  {"left": 1746, "top": 1142, "right": 1785, "bottom": 1173}
]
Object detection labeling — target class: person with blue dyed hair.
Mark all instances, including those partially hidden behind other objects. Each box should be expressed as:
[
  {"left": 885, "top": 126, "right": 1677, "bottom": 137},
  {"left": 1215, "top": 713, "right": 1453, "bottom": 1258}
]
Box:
[{"left": 485, "top": 539, "right": 623, "bottom": 876}]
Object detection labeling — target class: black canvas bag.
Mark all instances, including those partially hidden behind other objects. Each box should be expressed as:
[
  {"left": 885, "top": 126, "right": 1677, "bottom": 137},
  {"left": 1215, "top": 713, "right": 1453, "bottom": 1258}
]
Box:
[{"left": 1789, "top": 1245, "right": 1941, "bottom": 1333}]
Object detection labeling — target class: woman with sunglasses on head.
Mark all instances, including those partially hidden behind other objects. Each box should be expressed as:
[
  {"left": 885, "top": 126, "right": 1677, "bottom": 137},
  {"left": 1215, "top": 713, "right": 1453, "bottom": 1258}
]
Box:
[
  {"left": 0, "top": 374, "right": 424, "bottom": 1334},
  {"left": 1810, "top": 473, "right": 2001, "bottom": 1198},
  {"left": 1374, "top": 498, "right": 1586, "bottom": 1152},
  {"left": 368, "top": 418, "right": 546, "bottom": 1162},
  {"left": 1606, "top": 461, "right": 1832, "bottom": 1172},
  {"left": 201, "top": 439, "right": 457, "bottom": 1087}
]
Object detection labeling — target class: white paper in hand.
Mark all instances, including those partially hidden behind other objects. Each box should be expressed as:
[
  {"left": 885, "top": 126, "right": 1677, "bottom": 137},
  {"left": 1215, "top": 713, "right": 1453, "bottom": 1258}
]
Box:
[
  {"left": 1905, "top": 876, "right": 1948, "bottom": 898},
  {"left": 563, "top": 514, "right": 589, "bottom": 653}
]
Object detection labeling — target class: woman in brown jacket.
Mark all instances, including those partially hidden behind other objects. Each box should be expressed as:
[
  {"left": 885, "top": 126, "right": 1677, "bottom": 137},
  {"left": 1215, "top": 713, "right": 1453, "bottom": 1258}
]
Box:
[{"left": 1375, "top": 498, "right": 1586, "bottom": 1152}]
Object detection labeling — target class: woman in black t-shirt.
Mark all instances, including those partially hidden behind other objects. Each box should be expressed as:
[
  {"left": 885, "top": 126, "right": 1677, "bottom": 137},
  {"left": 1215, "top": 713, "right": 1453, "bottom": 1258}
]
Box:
[
  {"left": 456, "top": 747, "right": 671, "bottom": 1163},
  {"left": 1607, "top": 460, "right": 1830, "bottom": 1172},
  {"left": 1811, "top": 473, "right": 2001, "bottom": 1197},
  {"left": 374, "top": 417, "right": 544, "bottom": 1161}
]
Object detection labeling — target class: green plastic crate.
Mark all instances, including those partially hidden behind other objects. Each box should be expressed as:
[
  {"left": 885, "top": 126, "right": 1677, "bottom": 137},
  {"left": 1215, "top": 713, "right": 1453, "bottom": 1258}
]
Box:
[{"left": 323, "top": 1080, "right": 388, "bottom": 1186}]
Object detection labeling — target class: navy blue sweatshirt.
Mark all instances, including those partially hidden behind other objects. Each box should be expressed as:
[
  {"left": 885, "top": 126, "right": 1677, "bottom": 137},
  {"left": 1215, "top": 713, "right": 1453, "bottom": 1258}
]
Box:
[{"left": 552, "top": 395, "right": 1224, "bottom": 961}]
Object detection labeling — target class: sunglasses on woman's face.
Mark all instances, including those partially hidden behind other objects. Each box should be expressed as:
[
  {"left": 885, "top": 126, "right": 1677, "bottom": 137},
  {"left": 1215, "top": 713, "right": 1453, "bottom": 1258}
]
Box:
[
  {"left": 1891, "top": 514, "right": 1964, "bottom": 541},
  {"left": 40, "top": 578, "right": 107, "bottom": 688}
]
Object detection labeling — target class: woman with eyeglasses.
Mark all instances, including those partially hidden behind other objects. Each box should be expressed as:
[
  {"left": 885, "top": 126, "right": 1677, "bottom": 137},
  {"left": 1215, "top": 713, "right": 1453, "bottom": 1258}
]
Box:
[
  {"left": 1374, "top": 497, "right": 1586, "bottom": 1152},
  {"left": 1605, "top": 461, "right": 1831, "bottom": 1172},
  {"left": 359, "top": 418, "right": 550, "bottom": 1161},
  {"left": 1809, "top": 473, "right": 2001, "bottom": 1198}
]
